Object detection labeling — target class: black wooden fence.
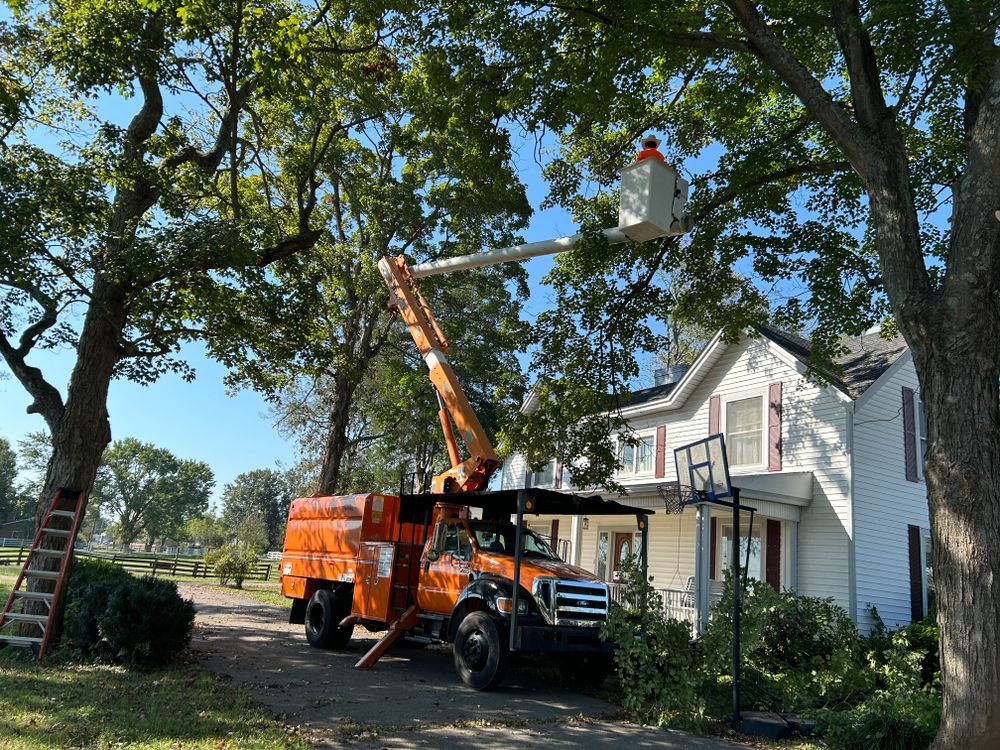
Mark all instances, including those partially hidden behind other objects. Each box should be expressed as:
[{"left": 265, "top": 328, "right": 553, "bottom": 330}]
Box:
[{"left": 0, "top": 544, "right": 272, "bottom": 581}]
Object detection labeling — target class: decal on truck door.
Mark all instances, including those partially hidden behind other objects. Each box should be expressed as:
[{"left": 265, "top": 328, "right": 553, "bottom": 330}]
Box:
[{"left": 377, "top": 546, "right": 393, "bottom": 579}]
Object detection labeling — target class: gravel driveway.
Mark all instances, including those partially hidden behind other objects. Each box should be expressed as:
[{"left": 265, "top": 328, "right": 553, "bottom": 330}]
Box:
[{"left": 179, "top": 583, "right": 745, "bottom": 749}]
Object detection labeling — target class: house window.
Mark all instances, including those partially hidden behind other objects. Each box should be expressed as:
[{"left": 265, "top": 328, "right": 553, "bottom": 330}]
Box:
[
  {"left": 720, "top": 523, "right": 763, "bottom": 581},
  {"left": 617, "top": 432, "right": 656, "bottom": 474},
  {"left": 529, "top": 460, "right": 556, "bottom": 487},
  {"left": 596, "top": 531, "right": 609, "bottom": 580},
  {"left": 725, "top": 395, "right": 764, "bottom": 467}
]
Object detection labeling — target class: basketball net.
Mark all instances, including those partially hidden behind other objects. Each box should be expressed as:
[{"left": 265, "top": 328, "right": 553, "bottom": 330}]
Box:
[{"left": 657, "top": 482, "right": 700, "bottom": 515}]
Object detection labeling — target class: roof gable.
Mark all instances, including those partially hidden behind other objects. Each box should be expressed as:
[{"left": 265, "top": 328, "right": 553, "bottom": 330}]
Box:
[{"left": 618, "top": 326, "right": 909, "bottom": 412}]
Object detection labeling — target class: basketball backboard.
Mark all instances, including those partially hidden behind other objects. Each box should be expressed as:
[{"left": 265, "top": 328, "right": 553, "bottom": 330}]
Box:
[{"left": 674, "top": 434, "right": 733, "bottom": 500}]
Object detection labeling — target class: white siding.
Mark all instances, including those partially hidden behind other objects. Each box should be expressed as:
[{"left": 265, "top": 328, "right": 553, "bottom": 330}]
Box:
[
  {"left": 499, "top": 452, "right": 528, "bottom": 491},
  {"left": 503, "top": 334, "right": 855, "bottom": 615},
  {"left": 668, "top": 338, "right": 853, "bottom": 612},
  {"left": 852, "top": 355, "right": 930, "bottom": 631}
]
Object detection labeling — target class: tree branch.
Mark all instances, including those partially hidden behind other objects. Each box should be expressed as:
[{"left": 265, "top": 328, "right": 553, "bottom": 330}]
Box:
[
  {"left": 831, "top": 0, "right": 892, "bottom": 133},
  {"left": 725, "top": 0, "right": 877, "bottom": 173},
  {"left": 0, "top": 330, "right": 64, "bottom": 430}
]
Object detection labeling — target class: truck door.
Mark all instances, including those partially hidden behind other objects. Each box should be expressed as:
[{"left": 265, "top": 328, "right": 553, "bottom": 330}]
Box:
[{"left": 417, "top": 521, "right": 472, "bottom": 615}]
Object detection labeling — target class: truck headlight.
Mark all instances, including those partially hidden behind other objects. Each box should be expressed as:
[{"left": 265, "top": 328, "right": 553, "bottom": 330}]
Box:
[{"left": 495, "top": 596, "right": 528, "bottom": 614}]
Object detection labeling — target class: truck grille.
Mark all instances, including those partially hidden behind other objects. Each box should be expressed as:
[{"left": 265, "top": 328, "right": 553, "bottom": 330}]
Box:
[{"left": 532, "top": 578, "right": 609, "bottom": 627}]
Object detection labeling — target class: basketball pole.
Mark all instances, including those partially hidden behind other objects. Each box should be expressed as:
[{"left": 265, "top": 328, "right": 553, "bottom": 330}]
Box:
[{"left": 731, "top": 486, "right": 742, "bottom": 730}]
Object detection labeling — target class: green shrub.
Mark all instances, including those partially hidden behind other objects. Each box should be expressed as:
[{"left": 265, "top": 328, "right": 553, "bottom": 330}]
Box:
[
  {"left": 64, "top": 566, "right": 195, "bottom": 664},
  {"left": 67, "top": 557, "right": 133, "bottom": 590},
  {"left": 207, "top": 545, "right": 258, "bottom": 588},
  {"left": 601, "top": 557, "right": 705, "bottom": 728},
  {"left": 814, "top": 689, "right": 941, "bottom": 750},
  {"left": 865, "top": 607, "right": 940, "bottom": 692},
  {"left": 700, "top": 576, "right": 870, "bottom": 714}
]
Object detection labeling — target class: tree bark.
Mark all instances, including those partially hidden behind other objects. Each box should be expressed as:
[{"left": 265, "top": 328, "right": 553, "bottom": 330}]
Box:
[
  {"left": 911, "top": 335, "right": 1000, "bottom": 749},
  {"left": 41, "top": 279, "right": 124, "bottom": 505},
  {"left": 316, "top": 374, "right": 359, "bottom": 495}
]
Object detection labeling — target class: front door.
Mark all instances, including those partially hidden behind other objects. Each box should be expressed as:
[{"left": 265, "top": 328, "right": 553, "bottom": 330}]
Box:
[
  {"left": 417, "top": 521, "right": 473, "bottom": 614},
  {"left": 611, "top": 532, "right": 633, "bottom": 582}
]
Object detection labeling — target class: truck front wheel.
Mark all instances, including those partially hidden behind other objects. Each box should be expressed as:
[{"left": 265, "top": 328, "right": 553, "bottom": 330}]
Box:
[
  {"left": 304, "top": 589, "right": 352, "bottom": 649},
  {"left": 453, "top": 612, "right": 510, "bottom": 690}
]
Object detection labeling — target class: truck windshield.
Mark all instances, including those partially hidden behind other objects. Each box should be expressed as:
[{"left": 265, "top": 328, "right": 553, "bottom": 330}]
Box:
[{"left": 468, "top": 521, "right": 559, "bottom": 560}]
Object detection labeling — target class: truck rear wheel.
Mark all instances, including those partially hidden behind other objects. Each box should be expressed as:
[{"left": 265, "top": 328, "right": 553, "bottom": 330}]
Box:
[
  {"left": 304, "top": 589, "right": 352, "bottom": 649},
  {"left": 453, "top": 611, "right": 510, "bottom": 690}
]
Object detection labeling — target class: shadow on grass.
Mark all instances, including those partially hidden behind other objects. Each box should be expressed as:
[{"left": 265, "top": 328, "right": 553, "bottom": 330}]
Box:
[{"left": 0, "top": 648, "right": 310, "bottom": 749}]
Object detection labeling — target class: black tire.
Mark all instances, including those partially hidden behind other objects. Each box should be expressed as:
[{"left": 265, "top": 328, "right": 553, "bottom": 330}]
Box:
[
  {"left": 304, "top": 589, "right": 353, "bottom": 649},
  {"left": 453, "top": 611, "right": 511, "bottom": 690},
  {"left": 559, "top": 653, "right": 615, "bottom": 688}
]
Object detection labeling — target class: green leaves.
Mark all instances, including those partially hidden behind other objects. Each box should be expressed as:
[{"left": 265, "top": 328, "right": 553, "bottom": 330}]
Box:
[{"left": 92, "top": 437, "right": 214, "bottom": 546}]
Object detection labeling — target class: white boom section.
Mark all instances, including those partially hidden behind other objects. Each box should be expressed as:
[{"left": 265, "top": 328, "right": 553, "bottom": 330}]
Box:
[
  {"left": 409, "top": 228, "right": 630, "bottom": 279},
  {"left": 410, "top": 157, "right": 689, "bottom": 279}
]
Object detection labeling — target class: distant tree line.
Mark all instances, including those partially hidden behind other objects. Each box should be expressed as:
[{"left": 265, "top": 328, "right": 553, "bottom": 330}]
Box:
[{"left": 0, "top": 433, "right": 294, "bottom": 553}]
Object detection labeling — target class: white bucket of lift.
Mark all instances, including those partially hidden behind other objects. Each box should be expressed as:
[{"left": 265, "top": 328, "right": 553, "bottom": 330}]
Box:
[{"left": 618, "top": 158, "right": 689, "bottom": 241}]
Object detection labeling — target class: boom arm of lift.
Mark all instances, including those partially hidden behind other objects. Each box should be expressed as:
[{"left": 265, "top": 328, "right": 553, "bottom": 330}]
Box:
[{"left": 377, "top": 255, "right": 500, "bottom": 493}]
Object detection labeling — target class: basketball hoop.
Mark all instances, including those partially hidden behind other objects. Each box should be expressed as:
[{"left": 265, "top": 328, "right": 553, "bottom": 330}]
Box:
[{"left": 657, "top": 482, "right": 700, "bottom": 515}]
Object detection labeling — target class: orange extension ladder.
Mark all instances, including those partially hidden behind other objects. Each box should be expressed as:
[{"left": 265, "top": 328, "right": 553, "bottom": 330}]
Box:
[{"left": 0, "top": 488, "right": 86, "bottom": 659}]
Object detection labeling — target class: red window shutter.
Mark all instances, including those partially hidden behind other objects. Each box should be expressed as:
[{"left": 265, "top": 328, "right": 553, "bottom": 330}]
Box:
[
  {"left": 908, "top": 524, "right": 924, "bottom": 621},
  {"left": 655, "top": 424, "right": 667, "bottom": 478},
  {"left": 902, "top": 387, "right": 918, "bottom": 482},
  {"left": 709, "top": 394, "right": 721, "bottom": 434},
  {"left": 554, "top": 458, "right": 563, "bottom": 489},
  {"left": 765, "top": 519, "right": 782, "bottom": 591},
  {"left": 551, "top": 519, "right": 559, "bottom": 549},
  {"left": 768, "top": 382, "right": 783, "bottom": 472},
  {"left": 710, "top": 516, "right": 718, "bottom": 579}
]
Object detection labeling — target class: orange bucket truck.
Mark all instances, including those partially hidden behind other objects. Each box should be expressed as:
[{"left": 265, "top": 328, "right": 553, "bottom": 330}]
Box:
[
  {"left": 280, "top": 254, "right": 652, "bottom": 689},
  {"left": 281, "top": 488, "right": 651, "bottom": 689}
]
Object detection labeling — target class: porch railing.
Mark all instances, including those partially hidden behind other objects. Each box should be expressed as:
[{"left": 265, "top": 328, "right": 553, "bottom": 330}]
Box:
[{"left": 607, "top": 580, "right": 724, "bottom": 631}]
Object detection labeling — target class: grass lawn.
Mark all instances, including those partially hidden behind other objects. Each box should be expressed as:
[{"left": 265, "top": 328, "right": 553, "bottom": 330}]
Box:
[{"left": 0, "top": 580, "right": 310, "bottom": 750}]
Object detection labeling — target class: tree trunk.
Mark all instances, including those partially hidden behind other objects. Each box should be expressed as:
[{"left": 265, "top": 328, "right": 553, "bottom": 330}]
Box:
[
  {"left": 42, "top": 279, "right": 124, "bottom": 501},
  {"left": 316, "top": 374, "right": 358, "bottom": 495},
  {"left": 26, "top": 281, "right": 124, "bottom": 632},
  {"left": 916, "top": 345, "right": 1000, "bottom": 749}
]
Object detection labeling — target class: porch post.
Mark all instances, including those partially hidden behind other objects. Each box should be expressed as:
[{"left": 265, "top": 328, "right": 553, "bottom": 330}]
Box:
[
  {"left": 569, "top": 514, "right": 584, "bottom": 567},
  {"left": 694, "top": 503, "right": 712, "bottom": 635}
]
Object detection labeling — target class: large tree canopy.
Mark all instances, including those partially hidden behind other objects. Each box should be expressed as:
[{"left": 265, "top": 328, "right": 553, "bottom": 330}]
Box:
[
  {"left": 199, "top": 16, "right": 530, "bottom": 495},
  {"left": 440, "top": 2, "right": 1000, "bottom": 747},
  {"left": 0, "top": 0, "right": 350, "bottom": 507}
]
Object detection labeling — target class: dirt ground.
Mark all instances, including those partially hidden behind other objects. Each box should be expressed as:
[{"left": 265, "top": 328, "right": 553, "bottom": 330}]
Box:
[{"left": 180, "top": 583, "right": 745, "bottom": 749}]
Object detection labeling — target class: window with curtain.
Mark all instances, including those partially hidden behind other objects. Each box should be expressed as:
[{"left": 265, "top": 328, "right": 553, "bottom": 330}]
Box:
[
  {"left": 726, "top": 396, "right": 763, "bottom": 466},
  {"left": 721, "top": 524, "right": 762, "bottom": 581},
  {"left": 637, "top": 434, "right": 655, "bottom": 472}
]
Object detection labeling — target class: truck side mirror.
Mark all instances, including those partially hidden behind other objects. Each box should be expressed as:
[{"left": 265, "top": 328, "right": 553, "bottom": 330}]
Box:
[{"left": 426, "top": 522, "right": 446, "bottom": 561}]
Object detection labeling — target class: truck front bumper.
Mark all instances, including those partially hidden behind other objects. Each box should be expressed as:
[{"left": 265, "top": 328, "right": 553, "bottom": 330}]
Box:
[{"left": 513, "top": 625, "right": 614, "bottom": 654}]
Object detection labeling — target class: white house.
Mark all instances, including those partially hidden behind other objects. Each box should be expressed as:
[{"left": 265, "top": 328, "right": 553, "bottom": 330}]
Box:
[{"left": 501, "top": 326, "right": 931, "bottom": 633}]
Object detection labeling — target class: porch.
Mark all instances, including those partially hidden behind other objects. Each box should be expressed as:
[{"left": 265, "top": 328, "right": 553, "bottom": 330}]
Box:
[{"left": 526, "top": 471, "right": 813, "bottom": 631}]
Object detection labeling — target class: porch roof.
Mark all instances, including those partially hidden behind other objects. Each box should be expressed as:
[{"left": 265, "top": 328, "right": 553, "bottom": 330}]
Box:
[{"left": 399, "top": 487, "right": 653, "bottom": 522}]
